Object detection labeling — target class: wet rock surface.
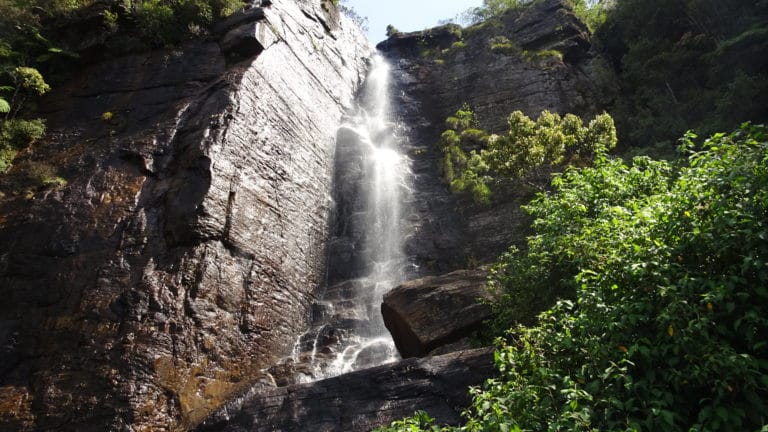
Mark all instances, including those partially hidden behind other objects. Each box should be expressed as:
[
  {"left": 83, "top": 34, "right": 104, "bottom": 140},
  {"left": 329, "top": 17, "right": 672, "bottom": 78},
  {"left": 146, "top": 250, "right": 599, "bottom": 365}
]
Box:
[
  {"left": 379, "top": 0, "right": 615, "bottom": 270},
  {"left": 382, "top": 270, "right": 492, "bottom": 358},
  {"left": 0, "top": 0, "right": 370, "bottom": 430},
  {"left": 286, "top": 277, "right": 399, "bottom": 384},
  {"left": 0, "top": 0, "right": 616, "bottom": 430},
  {"left": 196, "top": 348, "right": 495, "bottom": 432}
]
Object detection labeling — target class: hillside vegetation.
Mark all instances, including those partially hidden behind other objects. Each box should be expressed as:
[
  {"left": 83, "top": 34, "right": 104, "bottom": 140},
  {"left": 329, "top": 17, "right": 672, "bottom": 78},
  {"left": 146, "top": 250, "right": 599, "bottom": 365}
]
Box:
[
  {"left": 375, "top": 0, "right": 768, "bottom": 430},
  {"left": 599, "top": 0, "right": 768, "bottom": 154}
]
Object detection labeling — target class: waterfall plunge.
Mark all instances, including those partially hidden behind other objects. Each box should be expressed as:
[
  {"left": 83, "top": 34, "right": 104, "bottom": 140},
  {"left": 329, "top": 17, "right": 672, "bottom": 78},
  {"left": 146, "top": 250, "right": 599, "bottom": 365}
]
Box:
[{"left": 290, "top": 54, "right": 414, "bottom": 382}]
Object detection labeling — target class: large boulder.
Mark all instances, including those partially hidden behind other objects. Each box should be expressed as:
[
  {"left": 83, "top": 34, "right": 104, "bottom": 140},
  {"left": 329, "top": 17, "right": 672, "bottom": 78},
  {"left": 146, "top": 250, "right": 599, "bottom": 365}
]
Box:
[
  {"left": 382, "top": 270, "right": 492, "bottom": 358},
  {"left": 196, "top": 348, "right": 495, "bottom": 432}
]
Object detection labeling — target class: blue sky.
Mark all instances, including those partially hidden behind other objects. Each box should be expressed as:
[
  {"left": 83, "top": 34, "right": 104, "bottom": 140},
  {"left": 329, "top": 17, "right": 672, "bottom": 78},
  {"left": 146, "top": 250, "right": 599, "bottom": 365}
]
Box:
[{"left": 343, "top": 0, "right": 483, "bottom": 43}]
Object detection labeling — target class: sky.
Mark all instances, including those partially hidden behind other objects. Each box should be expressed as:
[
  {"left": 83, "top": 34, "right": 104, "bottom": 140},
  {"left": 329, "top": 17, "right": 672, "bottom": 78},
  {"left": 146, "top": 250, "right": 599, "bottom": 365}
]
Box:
[{"left": 342, "top": 0, "right": 483, "bottom": 43}]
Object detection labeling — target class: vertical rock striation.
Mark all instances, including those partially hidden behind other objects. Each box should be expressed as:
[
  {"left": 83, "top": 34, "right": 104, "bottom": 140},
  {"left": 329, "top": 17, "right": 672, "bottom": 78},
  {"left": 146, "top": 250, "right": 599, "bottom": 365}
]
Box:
[
  {"left": 0, "top": 0, "right": 371, "bottom": 430},
  {"left": 378, "top": 0, "right": 616, "bottom": 270},
  {"left": 192, "top": 3, "right": 615, "bottom": 432}
]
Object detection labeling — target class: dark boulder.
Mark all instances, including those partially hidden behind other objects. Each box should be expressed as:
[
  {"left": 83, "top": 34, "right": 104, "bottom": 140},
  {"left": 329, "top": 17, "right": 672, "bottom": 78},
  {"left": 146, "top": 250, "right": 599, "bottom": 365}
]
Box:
[
  {"left": 382, "top": 270, "right": 492, "bottom": 358},
  {"left": 196, "top": 348, "right": 495, "bottom": 432}
]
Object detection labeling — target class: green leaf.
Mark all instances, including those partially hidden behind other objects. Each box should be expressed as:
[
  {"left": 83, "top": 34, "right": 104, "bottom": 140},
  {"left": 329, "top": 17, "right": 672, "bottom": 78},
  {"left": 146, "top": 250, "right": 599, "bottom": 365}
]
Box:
[{"left": 0, "top": 97, "right": 10, "bottom": 113}]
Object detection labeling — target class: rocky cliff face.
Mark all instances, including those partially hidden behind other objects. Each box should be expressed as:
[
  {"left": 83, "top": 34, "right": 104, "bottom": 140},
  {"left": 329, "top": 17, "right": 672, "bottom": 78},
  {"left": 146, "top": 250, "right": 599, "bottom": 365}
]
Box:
[
  {"left": 379, "top": 0, "right": 615, "bottom": 270},
  {"left": 189, "top": 3, "right": 614, "bottom": 431},
  {"left": 0, "top": 0, "right": 614, "bottom": 430},
  {"left": 0, "top": 1, "right": 370, "bottom": 430}
]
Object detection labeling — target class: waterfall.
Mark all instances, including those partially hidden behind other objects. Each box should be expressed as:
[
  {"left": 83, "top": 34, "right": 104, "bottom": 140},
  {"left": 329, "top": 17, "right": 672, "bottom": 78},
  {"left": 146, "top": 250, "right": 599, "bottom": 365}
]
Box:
[{"left": 289, "top": 54, "right": 414, "bottom": 382}]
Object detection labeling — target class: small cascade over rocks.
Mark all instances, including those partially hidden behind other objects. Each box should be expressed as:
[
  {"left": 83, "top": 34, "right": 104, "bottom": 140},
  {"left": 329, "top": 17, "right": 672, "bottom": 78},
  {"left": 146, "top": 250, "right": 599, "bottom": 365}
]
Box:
[{"left": 281, "top": 54, "right": 416, "bottom": 383}]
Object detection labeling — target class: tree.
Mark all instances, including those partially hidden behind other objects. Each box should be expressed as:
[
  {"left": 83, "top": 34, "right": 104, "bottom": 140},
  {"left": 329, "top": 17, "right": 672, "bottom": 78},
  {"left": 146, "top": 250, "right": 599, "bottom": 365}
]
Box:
[
  {"left": 460, "top": 0, "right": 531, "bottom": 25},
  {"left": 339, "top": 0, "right": 368, "bottom": 32},
  {"left": 376, "top": 123, "right": 768, "bottom": 432},
  {"left": 439, "top": 106, "right": 616, "bottom": 203}
]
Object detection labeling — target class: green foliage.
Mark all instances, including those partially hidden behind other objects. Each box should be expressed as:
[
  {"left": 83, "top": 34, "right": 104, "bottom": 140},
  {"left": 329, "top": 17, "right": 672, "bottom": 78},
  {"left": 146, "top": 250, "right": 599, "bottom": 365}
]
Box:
[
  {"left": 0, "top": 118, "right": 45, "bottom": 172},
  {"left": 460, "top": 0, "right": 531, "bottom": 25},
  {"left": 489, "top": 36, "right": 518, "bottom": 55},
  {"left": 377, "top": 123, "right": 768, "bottom": 432},
  {"left": 13, "top": 66, "right": 50, "bottom": 95},
  {"left": 461, "top": 0, "right": 608, "bottom": 31},
  {"left": 136, "top": 0, "right": 244, "bottom": 46},
  {"left": 439, "top": 106, "right": 616, "bottom": 203},
  {"left": 467, "top": 123, "right": 768, "bottom": 431},
  {"left": 598, "top": 0, "right": 768, "bottom": 151},
  {"left": 522, "top": 48, "right": 563, "bottom": 63},
  {"left": 137, "top": 0, "right": 176, "bottom": 44},
  {"left": 566, "top": 0, "right": 610, "bottom": 32},
  {"left": 450, "top": 40, "right": 467, "bottom": 50},
  {"left": 386, "top": 24, "right": 400, "bottom": 37},
  {"left": 373, "top": 411, "right": 452, "bottom": 432}
]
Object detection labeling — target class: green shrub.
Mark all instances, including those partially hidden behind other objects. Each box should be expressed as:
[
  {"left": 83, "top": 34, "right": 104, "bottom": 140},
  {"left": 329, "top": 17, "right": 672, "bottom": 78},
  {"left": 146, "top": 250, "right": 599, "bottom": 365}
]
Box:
[
  {"left": 373, "top": 410, "right": 449, "bottom": 432},
  {"left": 23, "top": 160, "right": 67, "bottom": 189},
  {"left": 134, "top": 0, "right": 244, "bottom": 45},
  {"left": 522, "top": 49, "right": 563, "bottom": 62},
  {"left": 451, "top": 40, "right": 467, "bottom": 50},
  {"left": 377, "top": 123, "right": 768, "bottom": 432},
  {"left": 438, "top": 106, "right": 616, "bottom": 203},
  {"left": 137, "top": 0, "right": 177, "bottom": 45},
  {"left": 598, "top": 0, "right": 768, "bottom": 151},
  {"left": 460, "top": 0, "right": 531, "bottom": 25},
  {"left": 14, "top": 66, "right": 50, "bottom": 95},
  {"left": 0, "top": 118, "right": 46, "bottom": 148},
  {"left": 489, "top": 35, "right": 518, "bottom": 55},
  {"left": 0, "top": 118, "right": 46, "bottom": 172},
  {"left": 469, "top": 123, "right": 768, "bottom": 431}
]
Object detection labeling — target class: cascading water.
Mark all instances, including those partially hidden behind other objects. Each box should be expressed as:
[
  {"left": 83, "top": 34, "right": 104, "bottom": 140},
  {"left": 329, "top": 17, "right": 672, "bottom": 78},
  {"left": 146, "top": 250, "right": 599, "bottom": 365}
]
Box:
[{"left": 288, "top": 54, "right": 415, "bottom": 382}]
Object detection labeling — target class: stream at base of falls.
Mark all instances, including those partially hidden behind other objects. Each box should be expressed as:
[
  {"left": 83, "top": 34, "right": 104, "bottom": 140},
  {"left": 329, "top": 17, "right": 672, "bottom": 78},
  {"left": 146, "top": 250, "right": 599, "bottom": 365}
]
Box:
[{"left": 285, "top": 54, "right": 416, "bottom": 382}]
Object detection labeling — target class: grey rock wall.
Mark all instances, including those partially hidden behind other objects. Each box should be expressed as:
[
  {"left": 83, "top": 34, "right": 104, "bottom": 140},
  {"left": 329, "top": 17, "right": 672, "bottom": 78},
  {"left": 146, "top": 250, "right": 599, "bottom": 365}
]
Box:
[
  {"left": 0, "top": 1, "right": 371, "bottom": 430},
  {"left": 379, "top": 0, "right": 616, "bottom": 270}
]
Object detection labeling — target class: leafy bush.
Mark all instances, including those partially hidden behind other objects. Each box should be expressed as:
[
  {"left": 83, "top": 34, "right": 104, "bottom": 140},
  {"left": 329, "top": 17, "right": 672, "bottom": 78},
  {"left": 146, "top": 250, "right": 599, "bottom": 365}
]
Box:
[
  {"left": 598, "top": 0, "right": 768, "bottom": 151},
  {"left": 460, "top": 0, "right": 608, "bottom": 31},
  {"left": 373, "top": 411, "right": 450, "bottom": 432},
  {"left": 439, "top": 106, "right": 616, "bottom": 203},
  {"left": 469, "top": 123, "right": 768, "bottom": 431},
  {"left": 136, "top": 0, "right": 177, "bottom": 44},
  {"left": 135, "top": 0, "right": 243, "bottom": 46},
  {"left": 460, "top": 0, "right": 531, "bottom": 25},
  {"left": 0, "top": 118, "right": 46, "bottom": 172},
  {"left": 380, "top": 123, "right": 768, "bottom": 431},
  {"left": 489, "top": 35, "right": 518, "bottom": 55}
]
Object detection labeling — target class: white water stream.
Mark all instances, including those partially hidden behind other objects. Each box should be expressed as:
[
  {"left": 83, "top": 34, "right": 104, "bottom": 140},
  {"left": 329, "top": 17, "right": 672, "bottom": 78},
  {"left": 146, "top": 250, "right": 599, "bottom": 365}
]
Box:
[{"left": 291, "top": 54, "right": 414, "bottom": 382}]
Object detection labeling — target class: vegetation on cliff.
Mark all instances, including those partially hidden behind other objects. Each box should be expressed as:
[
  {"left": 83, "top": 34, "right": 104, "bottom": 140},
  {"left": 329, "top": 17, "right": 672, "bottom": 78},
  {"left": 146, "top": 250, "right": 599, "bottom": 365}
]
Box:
[
  {"left": 462, "top": 0, "right": 608, "bottom": 31},
  {"left": 439, "top": 105, "right": 615, "bottom": 203},
  {"left": 455, "top": 0, "right": 768, "bottom": 156},
  {"left": 377, "top": 2, "right": 768, "bottom": 427},
  {"left": 377, "top": 122, "right": 768, "bottom": 432},
  {"left": 599, "top": 0, "right": 768, "bottom": 153},
  {"left": 0, "top": 0, "right": 243, "bottom": 175}
]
